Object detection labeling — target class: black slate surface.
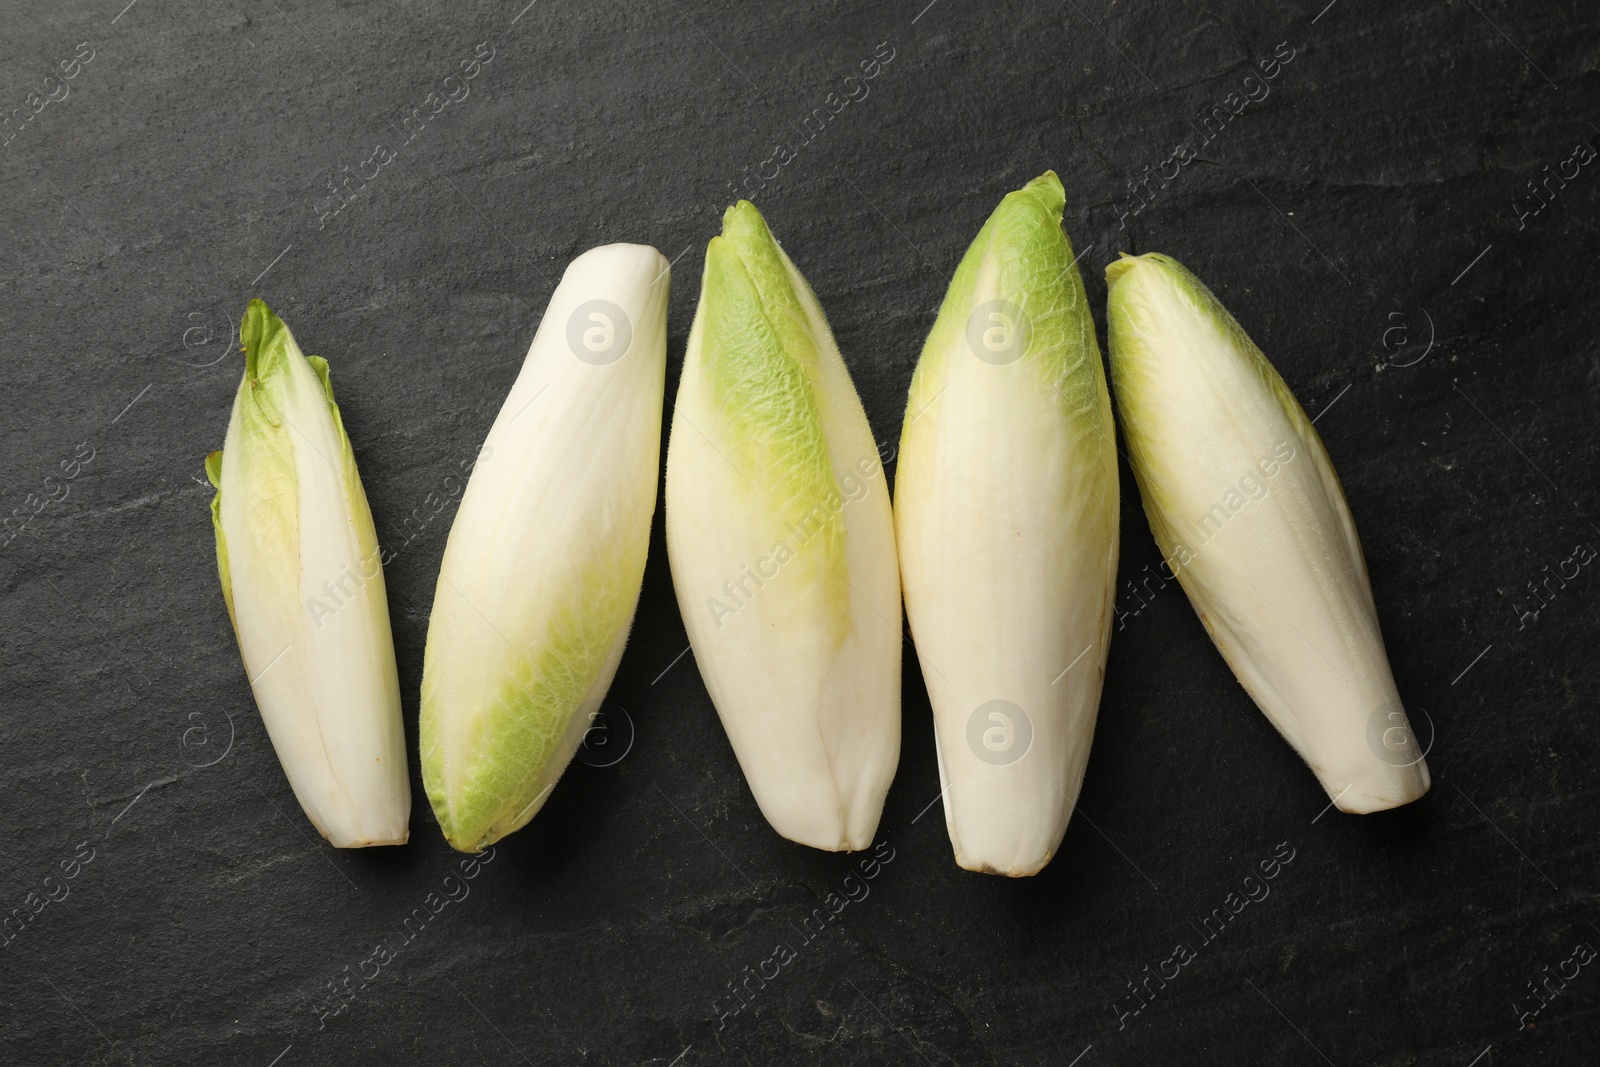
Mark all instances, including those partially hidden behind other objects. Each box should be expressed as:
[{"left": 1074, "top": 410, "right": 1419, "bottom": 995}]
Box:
[{"left": 3, "top": 1, "right": 1598, "bottom": 1064}]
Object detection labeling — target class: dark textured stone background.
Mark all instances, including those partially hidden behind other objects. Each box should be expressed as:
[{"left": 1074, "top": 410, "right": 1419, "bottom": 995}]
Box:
[{"left": 2, "top": 1, "right": 1597, "bottom": 1064}]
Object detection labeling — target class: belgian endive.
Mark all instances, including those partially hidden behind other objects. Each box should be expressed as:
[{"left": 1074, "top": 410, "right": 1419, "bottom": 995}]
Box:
[
  {"left": 895, "top": 171, "right": 1119, "bottom": 877},
  {"left": 207, "top": 299, "right": 410, "bottom": 847},
  {"left": 665, "top": 202, "right": 900, "bottom": 852},
  {"left": 421, "top": 244, "right": 669, "bottom": 852},
  {"left": 1106, "top": 253, "right": 1430, "bottom": 812}
]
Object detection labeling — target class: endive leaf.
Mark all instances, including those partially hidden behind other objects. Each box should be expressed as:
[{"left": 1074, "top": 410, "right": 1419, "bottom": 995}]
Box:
[
  {"left": 666, "top": 201, "right": 901, "bottom": 852},
  {"left": 421, "top": 244, "right": 670, "bottom": 852},
  {"left": 211, "top": 299, "right": 410, "bottom": 847},
  {"left": 1106, "top": 252, "right": 1429, "bottom": 812},
  {"left": 895, "top": 170, "right": 1119, "bottom": 876}
]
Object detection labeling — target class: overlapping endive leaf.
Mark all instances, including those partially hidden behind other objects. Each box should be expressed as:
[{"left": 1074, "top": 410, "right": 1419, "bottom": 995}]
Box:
[
  {"left": 209, "top": 299, "right": 410, "bottom": 847},
  {"left": 1106, "top": 252, "right": 1430, "bottom": 812},
  {"left": 665, "top": 202, "right": 900, "bottom": 852},
  {"left": 421, "top": 243, "right": 670, "bottom": 852},
  {"left": 895, "top": 171, "right": 1119, "bottom": 876}
]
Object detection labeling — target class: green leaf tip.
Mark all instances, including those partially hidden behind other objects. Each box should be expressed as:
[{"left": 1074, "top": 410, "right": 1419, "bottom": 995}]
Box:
[
  {"left": 911, "top": 169, "right": 1098, "bottom": 410},
  {"left": 694, "top": 201, "right": 849, "bottom": 643},
  {"left": 239, "top": 298, "right": 296, "bottom": 384},
  {"left": 1105, "top": 251, "right": 1260, "bottom": 367},
  {"left": 976, "top": 170, "right": 1067, "bottom": 245},
  {"left": 1104, "top": 251, "right": 1204, "bottom": 292},
  {"left": 1103, "top": 251, "right": 1142, "bottom": 288},
  {"left": 700, "top": 220, "right": 837, "bottom": 523},
  {"left": 967, "top": 170, "right": 1076, "bottom": 298},
  {"left": 701, "top": 201, "right": 827, "bottom": 433},
  {"left": 1016, "top": 168, "right": 1066, "bottom": 211},
  {"left": 720, "top": 198, "right": 770, "bottom": 245},
  {"left": 712, "top": 200, "right": 818, "bottom": 369}
]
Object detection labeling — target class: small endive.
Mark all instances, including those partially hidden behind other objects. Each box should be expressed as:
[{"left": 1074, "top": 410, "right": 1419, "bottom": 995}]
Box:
[
  {"left": 665, "top": 202, "right": 900, "bottom": 852},
  {"left": 207, "top": 299, "right": 410, "bottom": 847},
  {"left": 1106, "top": 253, "right": 1430, "bottom": 812},
  {"left": 895, "top": 171, "right": 1119, "bottom": 877},
  {"left": 421, "top": 243, "right": 669, "bottom": 852}
]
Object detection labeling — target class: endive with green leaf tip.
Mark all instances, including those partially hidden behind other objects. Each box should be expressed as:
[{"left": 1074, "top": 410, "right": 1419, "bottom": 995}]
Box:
[
  {"left": 665, "top": 202, "right": 900, "bottom": 852},
  {"left": 895, "top": 171, "right": 1119, "bottom": 877},
  {"left": 421, "top": 243, "right": 670, "bottom": 852},
  {"left": 207, "top": 300, "right": 410, "bottom": 847},
  {"left": 1106, "top": 252, "right": 1430, "bottom": 812}
]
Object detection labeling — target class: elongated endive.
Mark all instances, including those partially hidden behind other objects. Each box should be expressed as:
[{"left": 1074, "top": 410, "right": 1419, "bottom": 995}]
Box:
[
  {"left": 665, "top": 202, "right": 900, "bottom": 852},
  {"left": 895, "top": 171, "right": 1119, "bottom": 876},
  {"left": 1106, "top": 252, "right": 1430, "bottom": 812},
  {"left": 207, "top": 300, "right": 410, "bottom": 847},
  {"left": 421, "top": 244, "right": 669, "bottom": 852}
]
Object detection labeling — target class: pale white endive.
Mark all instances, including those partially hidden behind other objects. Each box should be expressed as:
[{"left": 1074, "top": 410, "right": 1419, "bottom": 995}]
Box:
[
  {"left": 207, "top": 300, "right": 410, "bottom": 847},
  {"left": 421, "top": 243, "right": 669, "bottom": 852},
  {"left": 1106, "top": 252, "right": 1430, "bottom": 813},
  {"left": 665, "top": 201, "right": 900, "bottom": 852},
  {"left": 894, "top": 171, "right": 1120, "bottom": 877}
]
